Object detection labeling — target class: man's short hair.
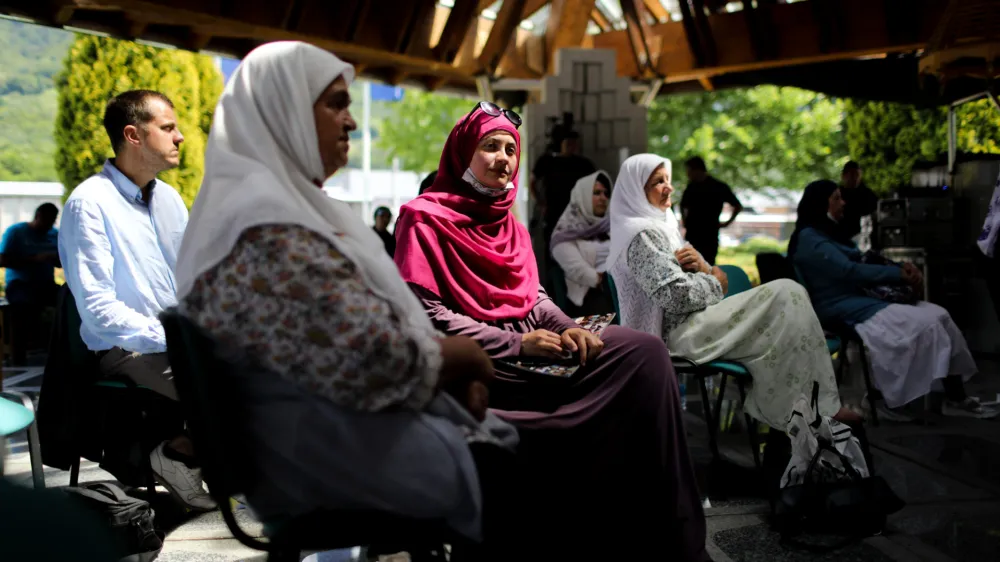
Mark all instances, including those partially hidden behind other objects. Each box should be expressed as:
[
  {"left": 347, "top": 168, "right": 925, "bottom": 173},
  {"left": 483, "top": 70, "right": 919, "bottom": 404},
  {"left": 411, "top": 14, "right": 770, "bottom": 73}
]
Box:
[
  {"left": 843, "top": 161, "right": 861, "bottom": 173},
  {"left": 685, "top": 156, "right": 707, "bottom": 172},
  {"left": 35, "top": 203, "right": 58, "bottom": 221},
  {"left": 562, "top": 130, "right": 581, "bottom": 141},
  {"left": 103, "top": 90, "right": 174, "bottom": 155},
  {"left": 373, "top": 206, "right": 392, "bottom": 219}
]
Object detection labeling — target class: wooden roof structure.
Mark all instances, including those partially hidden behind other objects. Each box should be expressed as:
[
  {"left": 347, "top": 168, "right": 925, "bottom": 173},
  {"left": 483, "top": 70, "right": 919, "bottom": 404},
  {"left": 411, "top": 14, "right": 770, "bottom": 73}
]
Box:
[{"left": 0, "top": 0, "right": 991, "bottom": 104}]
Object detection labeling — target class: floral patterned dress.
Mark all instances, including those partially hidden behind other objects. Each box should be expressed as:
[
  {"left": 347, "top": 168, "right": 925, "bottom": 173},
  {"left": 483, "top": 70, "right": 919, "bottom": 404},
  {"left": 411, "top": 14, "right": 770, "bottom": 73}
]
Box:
[
  {"left": 626, "top": 228, "right": 841, "bottom": 428},
  {"left": 177, "top": 224, "right": 494, "bottom": 538}
]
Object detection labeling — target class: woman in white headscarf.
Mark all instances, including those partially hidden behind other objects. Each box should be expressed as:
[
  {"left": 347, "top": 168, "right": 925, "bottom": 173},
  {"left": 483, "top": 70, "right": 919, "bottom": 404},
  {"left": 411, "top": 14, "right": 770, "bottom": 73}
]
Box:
[
  {"left": 174, "top": 41, "right": 518, "bottom": 544},
  {"left": 549, "top": 170, "right": 614, "bottom": 316},
  {"left": 607, "top": 154, "right": 858, "bottom": 428}
]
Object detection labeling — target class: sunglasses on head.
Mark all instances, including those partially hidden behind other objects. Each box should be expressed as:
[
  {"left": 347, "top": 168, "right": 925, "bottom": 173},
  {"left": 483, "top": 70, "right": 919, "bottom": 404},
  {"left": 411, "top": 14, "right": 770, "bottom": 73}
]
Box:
[{"left": 458, "top": 101, "right": 522, "bottom": 131}]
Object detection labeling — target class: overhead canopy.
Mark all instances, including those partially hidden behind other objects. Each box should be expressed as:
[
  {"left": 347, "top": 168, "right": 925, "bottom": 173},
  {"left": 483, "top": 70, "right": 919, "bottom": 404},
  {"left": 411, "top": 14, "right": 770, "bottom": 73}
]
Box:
[{"left": 0, "top": 0, "right": 988, "bottom": 104}]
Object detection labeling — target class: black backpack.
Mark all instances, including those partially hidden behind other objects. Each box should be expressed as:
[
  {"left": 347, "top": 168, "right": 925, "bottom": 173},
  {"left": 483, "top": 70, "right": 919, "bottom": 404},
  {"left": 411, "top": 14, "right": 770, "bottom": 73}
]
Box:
[{"left": 64, "top": 483, "right": 164, "bottom": 562}]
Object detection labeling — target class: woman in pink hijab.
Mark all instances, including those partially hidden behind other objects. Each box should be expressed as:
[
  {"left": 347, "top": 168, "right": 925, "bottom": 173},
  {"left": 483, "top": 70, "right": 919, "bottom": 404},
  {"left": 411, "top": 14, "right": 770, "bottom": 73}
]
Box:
[{"left": 394, "top": 103, "right": 709, "bottom": 561}]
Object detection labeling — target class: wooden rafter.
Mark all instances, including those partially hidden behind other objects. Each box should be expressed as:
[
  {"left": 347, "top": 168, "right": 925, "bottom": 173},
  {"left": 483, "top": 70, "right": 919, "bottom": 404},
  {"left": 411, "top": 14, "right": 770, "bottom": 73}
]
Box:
[
  {"left": 279, "top": 0, "right": 304, "bottom": 31},
  {"left": 643, "top": 0, "right": 669, "bottom": 24},
  {"left": 344, "top": 0, "right": 370, "bottom": 43},
  {"left": 621, "top": 0, "right": 657, "bottom": 77},
  {"left": 522, "top": 0, "right": 548, "bottom": 21},
  {"left": 478, "top": 0, "right": 528, "bottom": 75},
  {"left": 691, "top": 0, "right": 717, "bottom": 65},
  {"left": 591, "top": 6, "right": 611, "bottom": 32},
  {"left": 544, "top": 0, "right": 596, "bottom": 72},
  {"left": 0, "top": 0, "right": 954, "bottom": 95},
  {"left": 676, "top": 0, "right": 705, "bottom": 67},
  {"left": 433, "top": 0, "right": 479, "bottom": 63}
]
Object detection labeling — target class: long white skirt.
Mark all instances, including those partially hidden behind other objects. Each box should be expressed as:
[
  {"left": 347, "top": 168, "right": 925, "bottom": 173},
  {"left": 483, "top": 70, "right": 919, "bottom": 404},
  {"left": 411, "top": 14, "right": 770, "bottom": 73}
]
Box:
[
  {"left": 668, "top": 279, "right": 842, "bottom": 429},
  {"left": 853, "top": 301, "right": 977, "bottom": 408}
]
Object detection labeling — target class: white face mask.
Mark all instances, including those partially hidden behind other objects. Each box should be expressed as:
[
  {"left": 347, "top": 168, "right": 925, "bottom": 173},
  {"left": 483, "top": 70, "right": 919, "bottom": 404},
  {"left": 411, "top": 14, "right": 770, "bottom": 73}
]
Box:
[{"left": 463, "top": 168, "right": 512, "bottom": 198}]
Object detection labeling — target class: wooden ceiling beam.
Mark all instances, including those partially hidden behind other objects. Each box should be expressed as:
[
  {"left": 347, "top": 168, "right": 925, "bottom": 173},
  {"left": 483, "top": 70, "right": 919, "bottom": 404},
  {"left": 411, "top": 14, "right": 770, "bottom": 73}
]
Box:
[
  {"left": 676, "top": 0, "right": 705, "bottom": 67},
  {"left": 591, "top": 6, "right": 611, "bottom": 32},
  {"left": 691, "top": 0, "right": 717, "bottom": 65},
  {"left": 592, "top": 0, "right": 943, "bottom": 83},
  {"left": 544, "top": 0, "right": 595, "bottom": 72},
  {"left": 433, "top": 0, "right": 479, "bottom": 63},
  {"left": 478, "top": 0, "right": 527, "bottom": 75},
  {"left": 344, "top": 0, "right": 370, "bottom": 42},
  {"left": 621, "top": 0, "right": 657, "bottom": 77},
  {"left": 522, "top": 0, "right": 548, "bottom": 21},
  {"left": 394, "top": 0, "right": 437, "bottom": 54},
  {"left": 643, "top": 0, "right": 669, "bottom": 23}
]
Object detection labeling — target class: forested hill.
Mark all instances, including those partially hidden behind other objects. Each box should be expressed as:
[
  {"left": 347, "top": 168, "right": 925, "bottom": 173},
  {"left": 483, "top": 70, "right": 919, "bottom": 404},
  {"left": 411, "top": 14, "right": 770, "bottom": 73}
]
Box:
[{"left": 0, "top": 19, "right": 75, "bottom": 181}]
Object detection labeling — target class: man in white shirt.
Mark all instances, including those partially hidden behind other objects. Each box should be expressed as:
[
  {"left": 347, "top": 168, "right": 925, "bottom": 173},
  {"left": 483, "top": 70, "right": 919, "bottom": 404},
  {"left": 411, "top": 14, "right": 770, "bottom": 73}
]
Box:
[{"left": 59, "top": 90, "right": 214, "bottom": 510}]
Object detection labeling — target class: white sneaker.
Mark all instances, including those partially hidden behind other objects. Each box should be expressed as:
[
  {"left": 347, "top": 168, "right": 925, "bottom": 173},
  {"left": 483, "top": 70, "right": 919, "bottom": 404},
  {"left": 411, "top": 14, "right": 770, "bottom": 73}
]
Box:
[
  {"left": 942, "top": 398, "right": 1000, "bottom": 419},
  {"left": 149, "top": 442, "right": 218, "bottom": 511}
]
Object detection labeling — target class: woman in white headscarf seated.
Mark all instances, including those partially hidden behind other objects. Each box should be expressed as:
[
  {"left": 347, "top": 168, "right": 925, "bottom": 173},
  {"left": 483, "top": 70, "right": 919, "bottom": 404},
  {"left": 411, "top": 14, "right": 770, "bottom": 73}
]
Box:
[
  {"left": 607, "top": 154, "right": 860, "bottom": 429},
  {"left": 174, "top": 41, "right": 518, "bottom": 546},
  {"left": 549, "top": 170, "right": 614, "bottom": 316}
]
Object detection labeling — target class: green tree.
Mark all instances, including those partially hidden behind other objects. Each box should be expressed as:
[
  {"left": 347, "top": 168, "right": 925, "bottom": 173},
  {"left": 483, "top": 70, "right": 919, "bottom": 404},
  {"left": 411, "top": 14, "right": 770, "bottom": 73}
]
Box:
[
  {"left": 648, "top": 86, "right": 848, "bottom": 193},
  {"left": 377, "top": 89, "right": 471, "bottom": 175},
  {"left": 54, "top": 35, "right": 223, "bottom": 206},
  {"left": 844, "top": 99, "right": 1000, "bottom": 195},
  {"left": 0, "top": 19, "right": 75, "bottom": 181}
]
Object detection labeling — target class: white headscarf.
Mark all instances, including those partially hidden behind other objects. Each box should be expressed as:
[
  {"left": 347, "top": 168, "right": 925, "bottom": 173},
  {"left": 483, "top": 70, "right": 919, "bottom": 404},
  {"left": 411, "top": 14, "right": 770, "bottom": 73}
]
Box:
[
  {"left": 607, "top": 154, "right": 684, "bottom": 338},
  {"left": 175, "top": 41, "right": 432, "bottom": 337},
  {"left": 607, "top": 154, "right": 682, "bottom": 268}
]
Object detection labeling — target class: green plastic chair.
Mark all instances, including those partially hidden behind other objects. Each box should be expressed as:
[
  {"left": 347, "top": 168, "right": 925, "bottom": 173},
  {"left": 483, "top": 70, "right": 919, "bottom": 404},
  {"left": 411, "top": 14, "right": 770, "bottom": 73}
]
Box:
[
  {"left": 0, "top": 391, "right": 45, "bottom": 488},
  {"left": 608, "top": 270, "right": 760, "bottom": 466},
  {"left": 718, "top": 264, "right": 752, "bottom": 296},
  {"left": 547, "top": 260, "right": 569, "bottom": 311},
  {"left": 54, "top": 285, "right": 157, "bottom": 492}
]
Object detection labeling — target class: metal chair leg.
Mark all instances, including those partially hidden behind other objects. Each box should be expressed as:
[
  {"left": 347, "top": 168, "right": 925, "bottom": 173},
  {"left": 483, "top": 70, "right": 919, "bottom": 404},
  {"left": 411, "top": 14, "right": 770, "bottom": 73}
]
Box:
[
  {"left": 857, "top": 339, "right": 879, "bottom": 427},
  {"left": 3, "top": 391, "right": 45, "bottom": 489},
  {"left": 69, "top": 457, "right": 80, "bottom": 486},
  {"left": 714, "top": 374, "right": 729, "bottom": 433},
  {"left": 736, "top": 380, "right": 761, "bottom": 469},
  {"left": 697, "top": 373, "right": 718, "bottom": 460}
]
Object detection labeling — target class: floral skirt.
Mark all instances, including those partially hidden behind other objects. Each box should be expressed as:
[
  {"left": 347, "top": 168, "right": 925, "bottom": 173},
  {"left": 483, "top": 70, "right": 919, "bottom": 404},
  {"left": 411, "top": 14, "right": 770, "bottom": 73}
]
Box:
[{"left": 668, "top": 279, "right": 842, "bottom": 428}]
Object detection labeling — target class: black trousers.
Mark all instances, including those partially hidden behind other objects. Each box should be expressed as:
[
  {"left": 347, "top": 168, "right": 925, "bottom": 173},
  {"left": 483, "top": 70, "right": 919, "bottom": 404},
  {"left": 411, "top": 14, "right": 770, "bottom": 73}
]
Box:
[
  {"left": 686, "top": 232, "right": 720, "bottom": 266},
  {"left": 5, "top": 279, "right": 58, "bottom": 364}
]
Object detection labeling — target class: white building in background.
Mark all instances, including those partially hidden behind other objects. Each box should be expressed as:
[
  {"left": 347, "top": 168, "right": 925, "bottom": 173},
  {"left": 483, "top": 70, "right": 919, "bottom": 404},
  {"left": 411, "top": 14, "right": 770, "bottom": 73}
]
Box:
[
  {"left": 0, "top": 182, "right": 64, "bottom": 232},
  {"left": 323, "top": 168, "right": 423, "bottom": 227}
]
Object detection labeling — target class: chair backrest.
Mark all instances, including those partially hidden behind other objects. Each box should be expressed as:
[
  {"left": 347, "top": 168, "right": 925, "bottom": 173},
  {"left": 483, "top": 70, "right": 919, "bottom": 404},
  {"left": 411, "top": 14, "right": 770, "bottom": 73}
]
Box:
[
  {"left": 718, "top": 265, "right": 752, "bottom": 297},
  {"left": 606, "top": 274, "right": 622, "bottom": 321},
  {"left": 755, "top": 252, "right": 796, "bottom": 285},
  {"left": 547, "top": 260, "right": 569, "bottom": 311},
  {"left": 159, "top": 309, "right": 266, "bottom": 550}
]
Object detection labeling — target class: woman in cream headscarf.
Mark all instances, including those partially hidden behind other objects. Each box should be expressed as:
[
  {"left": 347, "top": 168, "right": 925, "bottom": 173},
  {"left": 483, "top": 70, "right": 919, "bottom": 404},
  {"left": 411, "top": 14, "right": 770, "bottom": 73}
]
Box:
[
  {"left": 549, "top": 170, "right": 614, "bottom": 316},
  {"left": 174, "top": 41, "right": 517, "bottom": 544},
  {"left": 608, "top": 154, "right": 858, "bottom": 428}
]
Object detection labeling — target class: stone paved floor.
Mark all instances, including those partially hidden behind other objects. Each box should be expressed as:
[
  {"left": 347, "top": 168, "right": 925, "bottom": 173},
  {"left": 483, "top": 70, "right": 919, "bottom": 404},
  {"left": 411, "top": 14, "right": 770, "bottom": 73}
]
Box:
[{"left": 4, "top": 357, "right": 1000, "bottom": 561}]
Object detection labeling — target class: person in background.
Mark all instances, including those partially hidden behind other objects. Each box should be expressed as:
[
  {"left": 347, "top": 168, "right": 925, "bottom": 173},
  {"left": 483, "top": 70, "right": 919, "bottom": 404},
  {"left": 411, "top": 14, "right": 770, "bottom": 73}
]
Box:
[
  {"left": 176, "top": 42, "right": 516, "bottom": 549},
  {"left": 394, "top": 106, "right": 708, "bottom": 561},
  {"left": 839, "top": 160, "right": 879, "bottom": 240},
  {"left": 419, "top": 171, "right": 437, "bottom": 195},
  {"left": 372, "top": 206, "right": 395, "bottom": 258},
  {"left": 58, "top": 89, "right": 214, "bottom": 511},
  {"left": 549, "top": 171, "right": 614, "bottom": 317},
  {"left": 789, "top": 180, "right": 992, "bottom": 420},
  {"left": 680, "top": 156, "right": 742, "bottom": 265},
  {"left": 0, "top": 203, "right": 61, "bottom": 365},
  {"left": 608, "top": 155, "right": 861, "bottom": 430},
  {"left": 977, "top": 170, "right": 1000, "bottom": 328},
  {"left": 533, "top": 129, "right": 597, "bottom": 247}
]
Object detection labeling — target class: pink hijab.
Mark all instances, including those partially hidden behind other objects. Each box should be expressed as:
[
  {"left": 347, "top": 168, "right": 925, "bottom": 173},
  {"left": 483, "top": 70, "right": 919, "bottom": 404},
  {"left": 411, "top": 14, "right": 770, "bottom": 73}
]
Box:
[{"left": 394, "top": 108, "right": 539, "bottom": 322}]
